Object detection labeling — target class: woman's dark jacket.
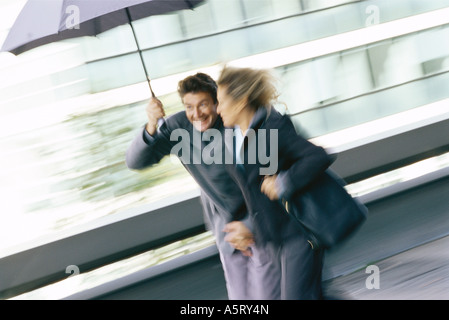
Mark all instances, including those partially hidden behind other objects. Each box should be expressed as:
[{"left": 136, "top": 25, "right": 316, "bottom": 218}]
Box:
[{"left": 225, "top": 107, "right": 333, "bottom": 245}]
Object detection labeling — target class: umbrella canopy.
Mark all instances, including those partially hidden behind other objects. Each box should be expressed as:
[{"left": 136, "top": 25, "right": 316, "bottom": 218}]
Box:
[
  {"left": 1, "top": 0, "right": 204, "bottom": 54},
  {"left": 1, "top": 0, "right": 205, "bottom": 96}
]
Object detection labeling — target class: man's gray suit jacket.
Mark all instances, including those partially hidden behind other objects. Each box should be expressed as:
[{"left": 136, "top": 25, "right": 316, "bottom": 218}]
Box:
[{"left": 125, "top": 112, "right": 248, "bottom": 254}]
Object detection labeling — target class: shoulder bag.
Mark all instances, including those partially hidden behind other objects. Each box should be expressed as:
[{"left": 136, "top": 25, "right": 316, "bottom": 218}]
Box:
[{"left": 283, "top": 170, "right": 368, "bottom": 250}]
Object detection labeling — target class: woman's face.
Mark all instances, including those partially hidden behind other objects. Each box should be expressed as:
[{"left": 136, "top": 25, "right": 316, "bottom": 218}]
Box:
[{"left": 217, "top": 85, "right": 245, "bottom": 127}]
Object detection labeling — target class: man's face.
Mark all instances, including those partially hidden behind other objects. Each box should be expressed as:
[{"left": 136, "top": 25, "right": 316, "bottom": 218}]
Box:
[{"left": 183, "top": 91, "right": 218, "bottom": 132}]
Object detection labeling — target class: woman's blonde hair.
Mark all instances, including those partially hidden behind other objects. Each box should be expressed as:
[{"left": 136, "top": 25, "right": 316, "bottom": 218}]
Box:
[{"left": 217, "top": 66, "right": 280, "bottom": 110}]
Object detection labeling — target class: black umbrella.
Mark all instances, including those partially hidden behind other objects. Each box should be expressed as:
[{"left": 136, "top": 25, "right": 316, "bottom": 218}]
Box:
[{"left": 1, "top": 0, "right": 205, "bottom": 96}]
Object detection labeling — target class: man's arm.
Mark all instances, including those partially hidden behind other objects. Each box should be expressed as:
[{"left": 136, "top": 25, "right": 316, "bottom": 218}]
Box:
[
  {"left": 125, "top": 98, "right": 171, "bottom": 170},
  {"left": 125, "top": 127, "right": 170, "bottom": 170},
  {"left": 144, "top": 97, "right": 165, "bottom": 136}
]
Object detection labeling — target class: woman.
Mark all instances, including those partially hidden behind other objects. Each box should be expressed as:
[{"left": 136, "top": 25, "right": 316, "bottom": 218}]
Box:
[{"left": 216, "top": 66, "right": 333, "bottom": 299}]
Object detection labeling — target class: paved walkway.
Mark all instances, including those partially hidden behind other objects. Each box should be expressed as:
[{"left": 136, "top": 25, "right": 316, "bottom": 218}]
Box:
[{"left": 323, "top": 235, "right": 449, "bottom": 300}]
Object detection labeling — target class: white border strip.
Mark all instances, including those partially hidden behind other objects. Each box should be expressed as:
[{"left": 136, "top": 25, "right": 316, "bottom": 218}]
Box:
[{"left": 310, "top": 98, "right": 449, "bottom": 153}]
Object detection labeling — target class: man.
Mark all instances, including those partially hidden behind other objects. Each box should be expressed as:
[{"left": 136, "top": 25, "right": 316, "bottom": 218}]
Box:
[{"left": 125, "top": 73, "right": 259, "bottom": 299}]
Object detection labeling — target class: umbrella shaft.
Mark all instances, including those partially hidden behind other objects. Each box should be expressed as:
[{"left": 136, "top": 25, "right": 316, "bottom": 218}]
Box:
[{"left": 125, "top": 8, "right": 155, "bottom": 97}]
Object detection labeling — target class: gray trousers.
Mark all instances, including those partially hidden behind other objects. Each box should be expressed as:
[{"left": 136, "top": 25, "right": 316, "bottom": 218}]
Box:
[{"left": 219, "top": 217, "right": 324, "bottom": 300}]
